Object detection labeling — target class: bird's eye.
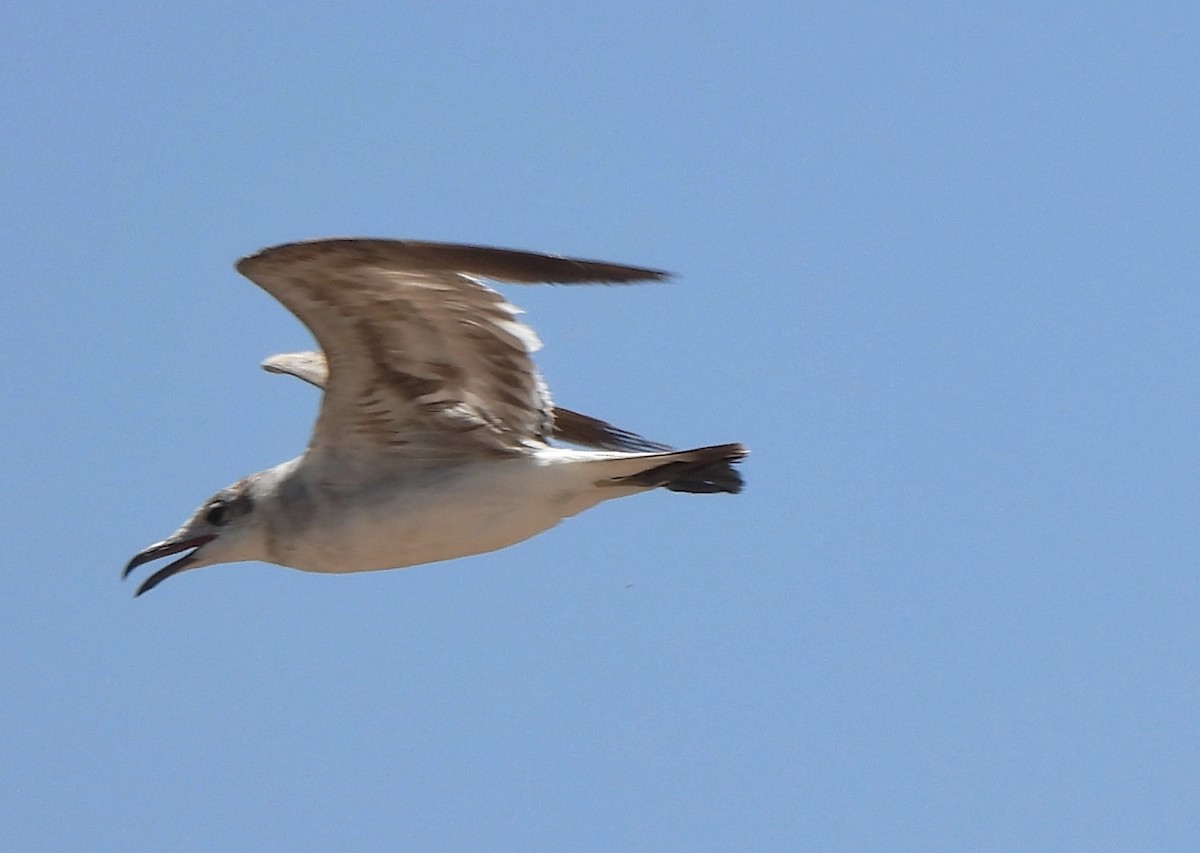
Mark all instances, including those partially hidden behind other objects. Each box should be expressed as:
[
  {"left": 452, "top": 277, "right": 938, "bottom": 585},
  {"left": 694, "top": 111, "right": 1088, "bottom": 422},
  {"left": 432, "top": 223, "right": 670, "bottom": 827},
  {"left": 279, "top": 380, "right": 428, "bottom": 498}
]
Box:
[{"left": 205, "top": 502, "right": 230, "bottom": 526}]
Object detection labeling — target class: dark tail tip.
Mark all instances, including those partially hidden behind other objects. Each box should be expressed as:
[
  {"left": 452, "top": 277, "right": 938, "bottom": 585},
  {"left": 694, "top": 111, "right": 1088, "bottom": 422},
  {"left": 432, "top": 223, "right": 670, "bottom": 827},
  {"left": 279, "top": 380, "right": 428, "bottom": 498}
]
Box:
[{"left": 620, "top": 443, "right": 748, "bottom": 495}]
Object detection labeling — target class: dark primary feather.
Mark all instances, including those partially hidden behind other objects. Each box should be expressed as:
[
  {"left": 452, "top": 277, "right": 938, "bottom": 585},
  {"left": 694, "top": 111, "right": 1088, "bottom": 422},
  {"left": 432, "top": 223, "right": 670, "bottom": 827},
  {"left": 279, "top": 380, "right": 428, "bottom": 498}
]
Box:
[
  {"left": 550, "top": 408, "right": 673, "bottom": 453},
  {"left": 237, "top": 238, "right": 670, "bottom": 286}
]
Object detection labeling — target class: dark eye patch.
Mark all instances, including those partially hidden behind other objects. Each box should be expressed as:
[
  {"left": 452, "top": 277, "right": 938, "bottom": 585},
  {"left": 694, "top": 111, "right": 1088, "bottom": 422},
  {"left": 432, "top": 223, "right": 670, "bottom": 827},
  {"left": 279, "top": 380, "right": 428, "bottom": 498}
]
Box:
[{"left": 205, "top": 503, "right": 230, "bottom": 526}]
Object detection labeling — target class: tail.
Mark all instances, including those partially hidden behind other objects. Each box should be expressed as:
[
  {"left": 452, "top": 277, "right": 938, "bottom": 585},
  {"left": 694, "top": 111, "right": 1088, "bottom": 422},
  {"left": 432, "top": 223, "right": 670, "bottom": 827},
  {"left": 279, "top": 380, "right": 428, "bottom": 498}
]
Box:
[{"left": 601, "top": 443, "right": 748, "bottom": 495}]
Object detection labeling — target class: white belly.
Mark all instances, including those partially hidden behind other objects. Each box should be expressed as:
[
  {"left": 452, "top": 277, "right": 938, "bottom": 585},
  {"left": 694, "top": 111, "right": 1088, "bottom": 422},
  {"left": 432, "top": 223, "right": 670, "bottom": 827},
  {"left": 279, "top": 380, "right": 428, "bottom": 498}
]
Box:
[{"left": 269, "top": 454, "right": 612, "bottom": 574}]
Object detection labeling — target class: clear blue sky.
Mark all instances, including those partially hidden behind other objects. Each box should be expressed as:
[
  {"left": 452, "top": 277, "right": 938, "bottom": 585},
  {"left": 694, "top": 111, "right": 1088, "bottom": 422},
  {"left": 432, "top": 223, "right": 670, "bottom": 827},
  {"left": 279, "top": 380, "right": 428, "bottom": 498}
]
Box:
[{"left": 3, "top": 2, "right": 1197, "bottom": 850}]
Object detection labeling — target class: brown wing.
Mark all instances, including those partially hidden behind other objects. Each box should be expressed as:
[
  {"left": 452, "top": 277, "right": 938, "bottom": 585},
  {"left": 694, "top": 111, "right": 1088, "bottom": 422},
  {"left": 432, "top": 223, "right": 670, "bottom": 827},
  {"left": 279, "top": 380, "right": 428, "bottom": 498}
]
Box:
[
  {"left": 262, "top": 351, "right": 673, "bottom": 453},
  {"left": 237, "top": 238, "right": 667, "bottom": 461}
]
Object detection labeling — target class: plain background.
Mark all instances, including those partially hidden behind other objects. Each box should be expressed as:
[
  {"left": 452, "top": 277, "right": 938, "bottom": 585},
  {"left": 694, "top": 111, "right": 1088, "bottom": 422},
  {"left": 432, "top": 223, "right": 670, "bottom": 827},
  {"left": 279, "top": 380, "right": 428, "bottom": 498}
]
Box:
[{"left": 3, "top": 3, "right": 1198, "bottom": 850}]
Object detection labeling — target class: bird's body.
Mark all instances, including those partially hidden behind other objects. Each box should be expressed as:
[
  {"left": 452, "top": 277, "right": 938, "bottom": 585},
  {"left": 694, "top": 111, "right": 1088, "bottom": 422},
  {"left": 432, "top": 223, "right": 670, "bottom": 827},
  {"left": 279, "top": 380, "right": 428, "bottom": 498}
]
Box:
[
  {"left": 125, "top": 238, "right": 747, "bottom": 595},
  {"left": 229, "top": 449, "right": 652, "bottom": 574}
]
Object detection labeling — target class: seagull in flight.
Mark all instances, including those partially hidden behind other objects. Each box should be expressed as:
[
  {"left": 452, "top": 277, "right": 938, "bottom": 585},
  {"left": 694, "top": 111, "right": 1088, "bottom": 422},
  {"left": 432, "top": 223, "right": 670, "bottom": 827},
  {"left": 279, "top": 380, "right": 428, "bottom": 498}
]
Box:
[{"left": 124, "top": 239, "right": 747, "bottom": 596}]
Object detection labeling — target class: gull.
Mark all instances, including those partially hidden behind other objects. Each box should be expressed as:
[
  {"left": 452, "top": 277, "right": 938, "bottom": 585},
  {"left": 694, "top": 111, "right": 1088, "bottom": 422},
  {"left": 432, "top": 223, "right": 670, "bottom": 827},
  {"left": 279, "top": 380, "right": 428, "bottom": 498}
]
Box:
[{"left": 124, "top": 239, "right": 747, "bottom": 596}]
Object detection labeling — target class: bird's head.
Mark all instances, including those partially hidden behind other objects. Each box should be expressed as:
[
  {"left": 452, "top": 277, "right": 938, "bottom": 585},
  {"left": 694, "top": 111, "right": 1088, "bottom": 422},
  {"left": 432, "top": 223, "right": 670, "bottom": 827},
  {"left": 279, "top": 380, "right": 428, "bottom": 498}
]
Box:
[{"left": 123, "top": 478, "right": 264, "bottom": 596}]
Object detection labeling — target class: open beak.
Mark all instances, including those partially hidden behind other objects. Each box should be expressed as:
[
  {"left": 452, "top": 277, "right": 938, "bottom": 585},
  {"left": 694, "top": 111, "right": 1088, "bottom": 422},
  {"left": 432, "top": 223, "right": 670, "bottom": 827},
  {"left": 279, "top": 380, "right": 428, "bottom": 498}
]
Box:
[{"left": 122, "top": 534, "right": 216, "bottom": 596}]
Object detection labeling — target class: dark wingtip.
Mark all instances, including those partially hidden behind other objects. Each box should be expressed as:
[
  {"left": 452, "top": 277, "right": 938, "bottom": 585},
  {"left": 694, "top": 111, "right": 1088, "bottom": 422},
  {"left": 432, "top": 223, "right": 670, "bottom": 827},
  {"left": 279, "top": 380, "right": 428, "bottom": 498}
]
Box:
[
  {"left": 551, "top": 407, "right": 675, "bottom": 452},
  {"left": 238, "top": 238, "right": 670, "bottom": 285}
]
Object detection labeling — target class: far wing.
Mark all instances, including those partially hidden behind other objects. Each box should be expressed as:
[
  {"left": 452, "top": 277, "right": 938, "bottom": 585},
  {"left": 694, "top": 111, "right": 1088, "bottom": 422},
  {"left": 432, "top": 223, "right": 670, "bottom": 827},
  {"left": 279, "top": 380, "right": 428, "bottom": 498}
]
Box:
[{"left": 262, "top": 350, "right": 672, "bottom": 453}]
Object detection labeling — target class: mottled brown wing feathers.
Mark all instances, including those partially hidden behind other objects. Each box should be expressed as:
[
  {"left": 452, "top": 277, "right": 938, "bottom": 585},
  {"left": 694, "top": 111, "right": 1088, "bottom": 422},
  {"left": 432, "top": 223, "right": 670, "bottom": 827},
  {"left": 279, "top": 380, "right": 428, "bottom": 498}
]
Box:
[
  {"left": 237, "top": 239, "right": 666, "bottom": 461},
  {"left": 262, "top": 351, "right": 673, "bottom": 453}
]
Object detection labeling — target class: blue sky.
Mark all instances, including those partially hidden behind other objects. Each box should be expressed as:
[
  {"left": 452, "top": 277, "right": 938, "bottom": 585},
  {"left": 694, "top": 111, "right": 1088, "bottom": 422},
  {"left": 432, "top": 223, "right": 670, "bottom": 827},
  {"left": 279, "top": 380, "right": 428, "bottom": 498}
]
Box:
[{"left": 3, "top": 2, "right": 1198, "bottom": 850}]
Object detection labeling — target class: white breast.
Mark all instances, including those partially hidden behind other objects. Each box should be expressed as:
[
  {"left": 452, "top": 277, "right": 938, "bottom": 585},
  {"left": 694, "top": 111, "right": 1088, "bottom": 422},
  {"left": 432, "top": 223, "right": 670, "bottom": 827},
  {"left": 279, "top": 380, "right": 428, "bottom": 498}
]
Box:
[{"left": 266, "top": 452, "right": 612, "bottom": 574}]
